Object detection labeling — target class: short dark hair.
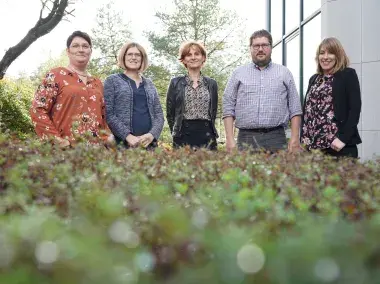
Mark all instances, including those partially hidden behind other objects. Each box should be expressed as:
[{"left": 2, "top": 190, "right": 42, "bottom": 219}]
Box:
[
  {"left": 249, "top": 29, "right": 273, "bottom": 47},
  {"left": 66, "top": 31, "right": 92, "bottom": 48}
]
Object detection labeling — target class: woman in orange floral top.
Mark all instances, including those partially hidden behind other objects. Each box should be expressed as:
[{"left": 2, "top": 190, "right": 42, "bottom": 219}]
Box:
[{"left": 30, "top": 31, "right": 110, "bottom": 148}]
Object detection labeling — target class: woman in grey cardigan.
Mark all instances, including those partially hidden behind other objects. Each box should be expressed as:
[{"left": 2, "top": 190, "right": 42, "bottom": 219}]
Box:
[{"left": 104, "top": 41, "right": 164, "bottom": 149}]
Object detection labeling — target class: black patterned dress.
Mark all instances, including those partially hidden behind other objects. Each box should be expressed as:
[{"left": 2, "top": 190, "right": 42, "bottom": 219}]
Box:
[{"left": 301, "top": 75, "right": 338, "bottom": 150}]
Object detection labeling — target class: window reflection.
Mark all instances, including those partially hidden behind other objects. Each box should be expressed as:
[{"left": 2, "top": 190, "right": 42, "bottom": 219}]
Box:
[
  {"left": 286, "top": 0, "right": 300, "bottom": 33},
  {"left": 272, "top": 43, "right": 283, "bottom": 65},
  {"left": 303, "top": 0, "right": 321, "bottom": 19},
  {"left": 286, "top": 34, "right": 300, "bottom": 93},
  {"left": 271, "top": 0, "right": 283, "bottom": 43},
  {"left": 303, "top": 14, "right": 321, "bottom": 99}
]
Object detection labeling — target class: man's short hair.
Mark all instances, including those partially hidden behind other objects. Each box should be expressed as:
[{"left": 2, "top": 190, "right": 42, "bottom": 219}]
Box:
[
  {"left": 249, "top": 29, "right": 273, "bottom": 47},
  {"left": 66, "top": 31, "right": 92, "bottom": 48}
]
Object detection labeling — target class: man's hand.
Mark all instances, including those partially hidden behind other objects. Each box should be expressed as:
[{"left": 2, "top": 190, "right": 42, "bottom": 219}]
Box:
[
  {"left": 54, "top": 137, "right": 70, "bottom": 149},
  {"left": 331, "top": 138, "right": 345, "bottom": 152},
  {"left": 288, "top": 136, "right": 302, "bottom": 153},
  {"left": 226, "top": 137, "right": 236, "bottom": 153},
  {"left": 138, "top": 133, "right": 154, "bottom": 148},
  {"left": 126, "top": 134, "right": 141, "bottom": 148}
]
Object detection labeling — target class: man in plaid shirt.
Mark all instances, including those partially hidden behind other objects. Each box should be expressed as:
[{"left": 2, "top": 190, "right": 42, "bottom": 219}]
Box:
[{"left": 223, "top": 29, "right": 302, "bottom": 153}]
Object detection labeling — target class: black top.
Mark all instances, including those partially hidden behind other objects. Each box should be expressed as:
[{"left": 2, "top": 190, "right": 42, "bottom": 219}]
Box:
[
  {"left": 166, "top": 75, "right": 218, "bottom": 138},
  {"left": 121, "top": 74, "right": 152, "bottom": 136},
  {"left": 302, "top": 67, "right": 362, "bottom": 145}
]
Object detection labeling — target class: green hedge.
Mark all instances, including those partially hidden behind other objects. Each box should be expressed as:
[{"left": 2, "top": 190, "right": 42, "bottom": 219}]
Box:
[
  {"left": 1, "top": 134, "right": 380, "bottom": 283},
  {"left": 0, "top": 79, "right": 34, "bottom": 137}
]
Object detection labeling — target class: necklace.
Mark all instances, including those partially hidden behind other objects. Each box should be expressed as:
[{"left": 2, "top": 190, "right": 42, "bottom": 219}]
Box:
[{"left": 67, "top": 66, "right": 89, "bottom": 77}]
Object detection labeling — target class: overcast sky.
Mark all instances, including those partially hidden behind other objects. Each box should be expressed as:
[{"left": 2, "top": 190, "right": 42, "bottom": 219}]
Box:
[{"left": 0, "top": 0, "right": 267, "bottom": 77}]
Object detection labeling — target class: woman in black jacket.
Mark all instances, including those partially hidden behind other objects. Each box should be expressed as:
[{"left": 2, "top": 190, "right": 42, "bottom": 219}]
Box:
[
  {"left": 166, "top": 41, "right": 218, "bottom": 150},
  {"left": 301, "top": 37, "right": 361, "bottom": 158}
]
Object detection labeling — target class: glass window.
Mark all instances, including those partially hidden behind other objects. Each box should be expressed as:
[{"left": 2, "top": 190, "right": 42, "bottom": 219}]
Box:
[
  {"left": 272, "top": 43, "right": 283, "bottom": 65},
  {"left": 285, "top": 34, "right": 300, "bottom": 93},
  {"left": 286, "top": 0, "right": 300, "bottom": 34},
  {"left": 270, "top": 0, "right": 283, "bottom": 43},
  {"left": 303, "top": 0, "right": 321, "bottom": 20},
  {"left": 303, "top": 13, "right": 321, "bottom": 99}
]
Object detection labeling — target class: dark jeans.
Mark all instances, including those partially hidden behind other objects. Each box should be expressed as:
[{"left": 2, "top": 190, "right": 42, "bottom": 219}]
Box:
[
  {"left": 237, "top": 126, "right": 287, "bottom": 152},
  {"left": 323, "top": 144, "right": 358, "bottom": 159},
  {"left": 173, "top": 119, "right": 217, "bottom": 150}
]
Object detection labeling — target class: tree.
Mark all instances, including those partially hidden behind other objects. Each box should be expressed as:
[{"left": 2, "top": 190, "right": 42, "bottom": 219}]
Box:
[
  {"left": 29, "top": 51, "right": 69, "bottom": 87},
  {"left": 87, "top": 1, "right": 132, "bottom": 79},
  {"left": 0, "top": 0, "right": 76, "bottom": 80},
  {"left": 147, "top": 0, "right": 248, "bottom": 65},
  {"left": 147, "top": 0, "right": 249, "bottom": 138}
]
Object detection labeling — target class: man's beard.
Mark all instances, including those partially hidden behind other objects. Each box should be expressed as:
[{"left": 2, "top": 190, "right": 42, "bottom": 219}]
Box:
[{"left": 253, "top": 55, "right": 271, "bottom": 67}]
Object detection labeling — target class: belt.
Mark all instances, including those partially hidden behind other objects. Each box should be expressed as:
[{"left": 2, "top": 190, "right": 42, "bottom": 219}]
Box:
[{"left": 242, "top": 125, "right": 283, "bottom": 133}]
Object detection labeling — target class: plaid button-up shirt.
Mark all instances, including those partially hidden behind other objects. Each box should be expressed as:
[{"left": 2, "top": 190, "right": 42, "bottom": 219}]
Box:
[{"left": 222, "top": 62, "right": 302, "bottom": 129}]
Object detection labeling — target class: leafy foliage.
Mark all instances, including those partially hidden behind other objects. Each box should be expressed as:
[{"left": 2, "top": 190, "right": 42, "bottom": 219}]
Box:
[
  {"left": 29, "top": 51, "right": 69, "bottom": 87},
  {"left": 1, "top": 134, "right": 380, "bottom": 283},
  {"left": 0, "top": 79, "right": 35, "bottom": 136},
  {"left": 88, "top": 1, "right": 132, "bottom": 80}
]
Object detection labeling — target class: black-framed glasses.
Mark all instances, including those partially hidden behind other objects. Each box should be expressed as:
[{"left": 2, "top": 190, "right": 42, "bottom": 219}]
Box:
[{"left": 251, "top": 43, "right": 271, "bottom": 51}]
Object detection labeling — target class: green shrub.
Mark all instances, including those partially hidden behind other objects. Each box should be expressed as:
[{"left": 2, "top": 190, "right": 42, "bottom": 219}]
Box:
[
  {"left": 1, "top": 134, "right": 380, "bottom": 283},
  {"left": 0, "top": 79, "right": 35, "bottom": 137}
]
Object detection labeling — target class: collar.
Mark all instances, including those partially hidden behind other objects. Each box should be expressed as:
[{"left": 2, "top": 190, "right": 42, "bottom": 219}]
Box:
[
  {"left": 252, "top": 60, "right": 273, "bottom": 70},
  {"left": 120, "top": 73, "right": 145, "bottom": 84},
  {"left": 185, "top": 73, "right": 204, "bottom": 85}
]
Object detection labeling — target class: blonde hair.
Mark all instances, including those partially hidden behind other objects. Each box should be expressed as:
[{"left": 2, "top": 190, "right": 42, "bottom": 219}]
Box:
[
  {"left": 316, "top": 37, "right": 349, "bottom": 74},
  {"left": 178, "top": 41, "right": 207, "bottom": 68},
  {"left": 117, "top": 41, "right": 149, "bottom": 72}
]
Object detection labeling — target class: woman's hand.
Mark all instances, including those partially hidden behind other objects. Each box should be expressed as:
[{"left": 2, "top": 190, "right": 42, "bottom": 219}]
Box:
[
  {"left": 126, "top": 134, "right": 141, "bottom": 148},
  {"left": 54, "top": 137, "right": 71, "bottom": 149},
  {"left": 331, "top": 138, "right": 346, "bottom": 152},
  {"left": 138, "top": 133, "right": 154, "bottom": 148}
]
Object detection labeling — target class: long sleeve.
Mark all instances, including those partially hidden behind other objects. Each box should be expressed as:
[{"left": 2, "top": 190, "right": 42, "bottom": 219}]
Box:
[
  {"left": 149, "top": 84, "right": 164, "bottom": 140},
  {"left": 284, "top": 68, "right": 302, "bottom": 119},
  {"left": 166, "top": 79, "right": 176, "bottom": 133},
  {"left": 30, "top": 71, "right": 61, "bottom": 139},
  {"left": 337, "top": 69, "right": 361, "bottom": 144},
  {"left": 103, "top": 76, "right": 131, "bottom": 141},
  {"left": 222, "top": 70, "right": 239, "bottom": 119}
]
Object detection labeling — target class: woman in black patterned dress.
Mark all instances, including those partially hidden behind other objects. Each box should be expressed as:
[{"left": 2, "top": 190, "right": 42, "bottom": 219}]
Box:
[
  {"left": 166, "top": 41, "right": 218, "bottom": 150},
  {"left": 301, "top": 37, "right": 361, "bottom": 158}
]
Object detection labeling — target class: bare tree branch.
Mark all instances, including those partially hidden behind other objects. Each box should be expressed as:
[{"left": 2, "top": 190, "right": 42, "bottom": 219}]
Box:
[{"left": 0, "top": 0, "right": 73, "bottom": 79}]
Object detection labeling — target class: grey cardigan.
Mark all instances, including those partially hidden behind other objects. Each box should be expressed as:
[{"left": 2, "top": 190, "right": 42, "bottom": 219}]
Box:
[{"left": 103, "top": 73, "right": 164, "bottom": 141}]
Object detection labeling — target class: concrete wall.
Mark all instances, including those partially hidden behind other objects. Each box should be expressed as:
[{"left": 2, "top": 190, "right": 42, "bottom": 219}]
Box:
[{"left": 321, "top": 0, "right": 380, "bottom": 160}]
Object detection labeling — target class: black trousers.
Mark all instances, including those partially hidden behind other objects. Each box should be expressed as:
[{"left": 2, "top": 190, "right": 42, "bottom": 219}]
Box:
[
  {"left": 322, "top": 144, "right": 358, "bottom": 159},
  {"left": 173, "top": 120, "right": 217, "bottom": 150}
]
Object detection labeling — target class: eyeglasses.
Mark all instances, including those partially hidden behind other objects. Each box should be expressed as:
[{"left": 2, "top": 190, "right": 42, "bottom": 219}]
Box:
[
  {"left": 70, "top": 44, "right": 91, "bottom": 50},
  {"left": 251, "top": 43, "right": 271, "bottom": 51},
  {"left": 126, "top": 53, "right": 142, "bottom": 59}
]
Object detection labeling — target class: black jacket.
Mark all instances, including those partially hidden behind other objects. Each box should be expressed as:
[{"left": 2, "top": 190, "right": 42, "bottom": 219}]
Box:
[
  {"left": 303, "top": 67, "right": 362, "bottom": 145},
  {"left": 166, "top": 75, "right": 219, "bottom": 138}
]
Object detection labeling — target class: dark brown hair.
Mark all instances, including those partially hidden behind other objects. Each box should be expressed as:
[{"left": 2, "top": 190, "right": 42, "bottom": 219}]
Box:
[{"left": 249, "top": 29, "right": 273, "bottom": 46}]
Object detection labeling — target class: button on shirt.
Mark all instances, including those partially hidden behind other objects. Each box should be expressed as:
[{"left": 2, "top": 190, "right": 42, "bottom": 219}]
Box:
[{"left": 222, "top": 62, "right": 302, "bottom": 129}]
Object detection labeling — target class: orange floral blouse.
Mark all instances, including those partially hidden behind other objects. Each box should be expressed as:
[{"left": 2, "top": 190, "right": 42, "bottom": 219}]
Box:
[{"left": 30, "top": 67, "right": 109, "bottom": 144}]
